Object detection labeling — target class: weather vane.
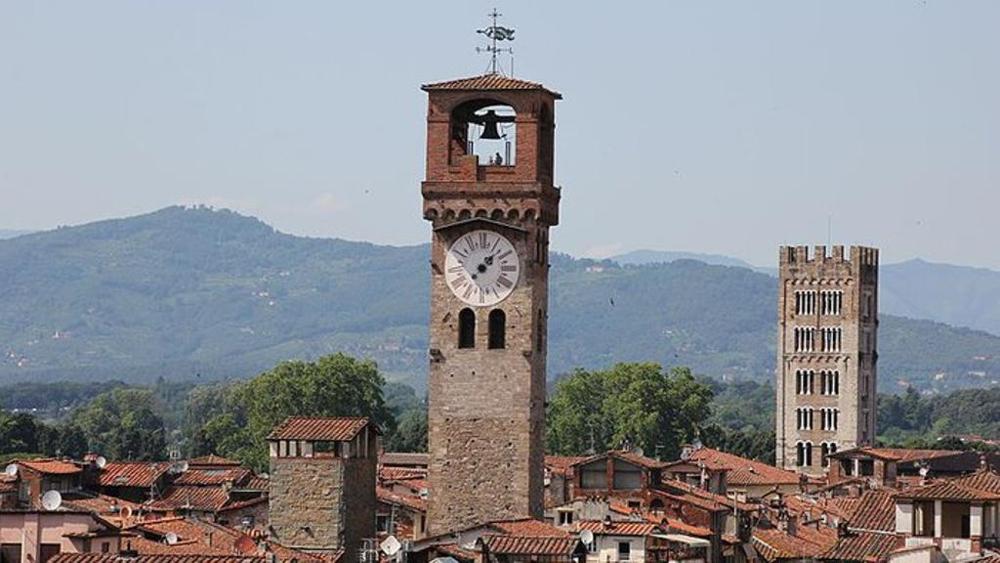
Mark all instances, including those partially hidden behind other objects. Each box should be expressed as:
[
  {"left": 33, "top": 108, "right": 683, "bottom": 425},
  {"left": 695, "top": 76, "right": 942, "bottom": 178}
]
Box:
[{"left": 476, "top": 8, "right": 515, "bottom": 75}]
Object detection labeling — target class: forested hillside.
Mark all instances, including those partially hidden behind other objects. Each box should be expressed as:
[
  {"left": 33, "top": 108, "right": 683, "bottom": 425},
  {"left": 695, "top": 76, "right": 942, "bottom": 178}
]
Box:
[{"left": 2, "top": 206, "right": 1000, "bottom": 394}]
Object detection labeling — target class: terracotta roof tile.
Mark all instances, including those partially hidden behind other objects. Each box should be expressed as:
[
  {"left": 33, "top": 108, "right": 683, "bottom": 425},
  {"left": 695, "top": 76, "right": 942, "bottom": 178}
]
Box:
[
  {"left": 432, "top": 543, "right": 477, "bottom": 562},
  {"left": 378, "top": 467, "right": 427, "bottom": 482},
  {"left": 544, "top": 455, "right": 588, "bottom": 475},
  {"left": 187, "top": 455, "right": 241, "bottom": 467},
  {"left": 481, "top": 535, "right": 580, "bottom": 556},
  {"left": 833, "top": 448, "right": 962, "bottom": 463},
  {"left": 487, "top": 518, "right": 569, "bottom": 537},
  {"left": 421, "top": 74, "right": 561, "bottom": 98},
  {"left": 49, "top": 556, "right": 263, "bottom": 563},
  {"left": 62, "top": 493, "right": 142, "bottom": 518},
  {"left": 19, "top": 459, "right": 82, "bottom": 475},
  {"left": 845, "top": 489, "right": 895, "bottom": 531},
  {"left": 896, "top": 479, "right": 1000, "bottom": 502},
  {"left": 149, "top": 486, "right": 231, "bottom": 512},
  {"left": 267, "top": 417, "right": 374, "bottom": 441},
  {"left": 173, "top": 469, "right": 250, "bottom": 487},
  {"left": 665, "top": 518, "right": 712, "bottom": 537},
  {"left": 377, "top": 486, "right": 426, "bottom": 513},
  {"left": 752, "top": 524, "right": 837, "bottom": 562},
  {"left": 236, "top": 476, "right": 269, "bottom": 492},
  {"left": 578, "top": 520, "right": 661, "bottom": 536},
  {"left": 688, "top": 448, "right": 800, "bottom": 486},
  {"left": 819, "top": 531, "right": 898, "bottom": 562},
  {"left": 573, "top": 450, "right": 667, "bottom": 471},
  {"left": 953, "top": 469, "right": 1000, "bottom": 495},
  {"left": 98, "top": 462, "right": 171, "bottom": 488}
]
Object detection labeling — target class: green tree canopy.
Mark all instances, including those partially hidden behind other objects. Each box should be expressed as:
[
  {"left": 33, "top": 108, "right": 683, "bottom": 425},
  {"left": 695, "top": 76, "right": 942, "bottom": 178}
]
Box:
[
  {"left": 71, "top": 388, "right": 167, "bottom": 460},
  {"left": 546, "top": 363, "right": 713, "bottom": 459},
  {"left": 196, "top": 353, "right": 394, "bottom": 470}
]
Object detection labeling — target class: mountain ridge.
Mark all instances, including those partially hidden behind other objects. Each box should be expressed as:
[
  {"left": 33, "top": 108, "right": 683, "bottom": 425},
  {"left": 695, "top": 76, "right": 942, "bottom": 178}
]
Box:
[{"left": 2, "top": 206, "right": 1000, "bottom": 395}]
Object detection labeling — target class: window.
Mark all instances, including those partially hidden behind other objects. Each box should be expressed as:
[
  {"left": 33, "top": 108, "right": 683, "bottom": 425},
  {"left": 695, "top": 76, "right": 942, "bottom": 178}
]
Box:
[
  {"left": 618, "top": 541, "right": 631, "bottom": 562},
  {"left": 558, "top": 510, "right": 574, "bottom": 525},
  {"left": 794, "top": 327, "right": 816, "bottom": 352},
  {"left": 795, "top": 370, "right": 814, "bottom": 394},
  {"left": 101, "top": 543, "right": 110, "bottom": 554},
  {"left": 821, "top": 290, "right": 843, "bottom": 316},
  {"left": 796, "top": 408, "right": 814, "bottom": 430},
  {"left": 795, "top": 290, "right": 817, "bottom": 315},
  {"left": 40, "top": 545, "right": 60, "bottom": 563},
  {"left": 613, "top": 459, "right": 642, "bottom": 490},
  {"left": 2, "top": 544, "right": 23, "bottom": 563},
  {"left": 458, "top": 308, "right": 475, "bottom": 349},
  {"left": 488, "top": 309, "right": 506, "bottom": 349},
  {"left": 376, "top": 514, "right": 390, "bottom": 533}
]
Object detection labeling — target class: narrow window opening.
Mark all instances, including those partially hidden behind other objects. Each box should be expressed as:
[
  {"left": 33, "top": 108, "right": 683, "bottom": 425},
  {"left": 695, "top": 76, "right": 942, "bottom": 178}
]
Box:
[
  {"left": 488, "top": 309, "right": 506, "bottom": 349},
  {"left": 458, "top": 308, "right": 476, "bottom": 349}
]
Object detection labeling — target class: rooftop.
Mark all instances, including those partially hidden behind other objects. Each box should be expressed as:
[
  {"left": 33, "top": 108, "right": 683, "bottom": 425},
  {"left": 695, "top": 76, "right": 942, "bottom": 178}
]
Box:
[
  {"left": 266, "top": 416, "right": 375, "bottom": 442},
  {"left": 421, "top": 73, "right": 562, "bottom": 99}
]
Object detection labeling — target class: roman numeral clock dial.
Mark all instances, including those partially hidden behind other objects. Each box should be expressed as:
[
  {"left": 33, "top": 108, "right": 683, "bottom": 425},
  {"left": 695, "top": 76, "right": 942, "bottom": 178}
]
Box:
[{"left": 444, "top": 229, "right": 520, "bottom": 307}]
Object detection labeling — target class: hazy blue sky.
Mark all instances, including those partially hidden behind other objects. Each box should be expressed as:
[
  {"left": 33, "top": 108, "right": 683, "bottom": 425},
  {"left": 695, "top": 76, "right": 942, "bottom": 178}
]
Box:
[{"left": 2, "top": 2, "right": 998, "bottom": 268}]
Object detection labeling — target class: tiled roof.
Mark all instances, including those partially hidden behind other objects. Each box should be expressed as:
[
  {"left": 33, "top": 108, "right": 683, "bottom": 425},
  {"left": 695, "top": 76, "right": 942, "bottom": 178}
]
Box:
[
  {"left": 49, "top": 556, "right": 263, "bottom": 563},
  {"left": 657, "top": 479, "right": 758, "bottom": 512},
  {"left": 573, "top": 449, "right": 667, "bottom": 471},
  {"left": 267, "top": 417, "right": 374, "bottom": 441},
  {"left": 819, "top": 531, "right": 898, "bottom": 562},
  {"left": 845, "top": 489, "right": 895, "bottom": 531},
  {"left": 0, "top": 475, "right": 16, "bottom": 493},
  {"left": 578, "top": 520, "right": 660, "bottom": 537},
  {"left": 19, "top": 459, "right": 82, "bottom": 475},
  {"left": 752, "top": 525, "right": 837, "bottom": 562},
  {"left": 149, "top": 486, "right": 230, "bottom": 512},
  {"left": 128, "top": 536, "right": 231, "bottom": 557},
  {"left": 377, "top": 486, "right": 426, "bottom": 512},
  {"left": 896, "top": 479, "right": 1000, "bottom": 502},
  {"left": 665, "top": 518, "right": 712, "bottom": 538},
  {"left": 487, "top": 518, "right": 569, "bottom": 537},
  {"left": 433, "top": 543, "right": 477, "bottom": 562},
  {"left": 832, "top": 448, "right": 961, "bottom": 463},
  {"left": 544, "top": 455, "right": 587, "bottom": 475},
  {"left": 953, "top": 469, "right": 1000, "bottom": 495},
  {"left": 188, "top": 455, "right": 241, "bottom": 467},
  {"left": 688, "top": 448, "right": 800, "bottom": 486},
  {"left": 481, "top": 535, "right": 580, "bottom": 556},
  {"left": 237, "top": 475, "right": 269, "bottom": 492},
  {"left": 421, "top": 74, "right": 561, "bottom": 98},
  {"left": 379, "top": 466, "right": 427, "bottom": 481},
  {"left": 379, "top": 452, "right": 429, "bottom": 467},
  {"left": 173, "top": 468, "right": 250, "bottom": 487},
  {"left": 98, "top": 462, "right": 170, "bottom": 488},
  {"left": 62, "top": 493, "right": 141, "bottom": 517}
]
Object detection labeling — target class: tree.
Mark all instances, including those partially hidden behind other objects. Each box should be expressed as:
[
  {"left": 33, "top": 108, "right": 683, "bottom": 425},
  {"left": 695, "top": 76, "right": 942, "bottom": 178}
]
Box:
[
  {"left": 0, "top": 410, "right": 42, "bottom": 454},
  {"left": 198, "top": 353, "right": 394, "bottom": 470},
  {"left": 385, "top": 408, "right": 428, "bottom": 453},
  {"left": 71, "top": 388, "right": 167, "bottom": 460},
  {"left": 546, "top": 363, "right": 713, "bottom": 459}
]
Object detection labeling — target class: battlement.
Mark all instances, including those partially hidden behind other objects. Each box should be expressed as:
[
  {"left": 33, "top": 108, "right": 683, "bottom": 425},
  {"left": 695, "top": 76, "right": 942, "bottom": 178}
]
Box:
[{"left": 779, "top": 245, "right": 879, "bottom": 268}]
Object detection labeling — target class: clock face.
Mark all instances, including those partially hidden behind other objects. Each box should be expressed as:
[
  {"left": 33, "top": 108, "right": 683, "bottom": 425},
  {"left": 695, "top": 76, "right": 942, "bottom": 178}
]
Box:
[{"left": 444, "top": 229, "right": 520, "bottom": 307}]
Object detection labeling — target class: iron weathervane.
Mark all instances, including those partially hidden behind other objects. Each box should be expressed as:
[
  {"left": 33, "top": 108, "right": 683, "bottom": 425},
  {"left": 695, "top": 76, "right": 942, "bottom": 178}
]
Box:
[{"left": 476, "top": 8, "right": 514, "bottom": 75}]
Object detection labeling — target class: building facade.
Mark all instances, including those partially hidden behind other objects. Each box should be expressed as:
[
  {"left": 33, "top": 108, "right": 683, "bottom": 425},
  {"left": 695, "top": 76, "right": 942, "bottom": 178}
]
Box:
[
  {"left": 420, "top": 73, "right": 562, "bottom": 533},
  {"left": 775, "top": 245, "right": 879, "bottom": 475}
]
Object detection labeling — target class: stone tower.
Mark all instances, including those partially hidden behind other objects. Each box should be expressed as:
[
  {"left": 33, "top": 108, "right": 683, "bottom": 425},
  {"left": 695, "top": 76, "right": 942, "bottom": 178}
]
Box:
[
  {"left": 775, "top": 246, "right": 879, "bottom": 475},
  {"left": 267, "top": 417, "right": 379, "bottom": 563},
  {"left": 420, "top": 73, "right": 562, "bottom": 533}
]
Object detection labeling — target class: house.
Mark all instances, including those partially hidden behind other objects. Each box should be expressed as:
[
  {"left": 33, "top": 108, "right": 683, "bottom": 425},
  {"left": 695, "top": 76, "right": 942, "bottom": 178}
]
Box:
[
  {"left": 377, "top": 485, "right": 428, "bottom": 540},
  {"left": 93, "top": 461, "right": 171, "bottom": 504},
  {"left": 664, "top": 446, "right": 802, "bottom": 499},
  {"left": 0, "top": 509, "right": 122, "bottom": 563},
  {"left": 478, "top": 535, "right": 587, "bottom": 563},
  {"left": 827, "top": 448, "right": 989, "bottom": 488},
  {"left": 405, "top": 518, "right": 573, "bottom": 563},
  {"left": 570, "top": 450, "right": 667, "bottom": 511},
  {"left": 9, "top": 459, "right": 84, "bottom": 508},
  {"left": 892, "top": 469, "right": 1000, "bottom": 560},
  {"left": 576, "top": 520, "right": 672, "bottom": 563}
]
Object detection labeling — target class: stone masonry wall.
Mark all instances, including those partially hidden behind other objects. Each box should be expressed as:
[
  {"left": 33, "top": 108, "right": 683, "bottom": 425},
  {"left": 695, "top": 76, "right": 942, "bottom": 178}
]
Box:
[{"left": 268, "top": 457, "right": 344, "bottom": 553}]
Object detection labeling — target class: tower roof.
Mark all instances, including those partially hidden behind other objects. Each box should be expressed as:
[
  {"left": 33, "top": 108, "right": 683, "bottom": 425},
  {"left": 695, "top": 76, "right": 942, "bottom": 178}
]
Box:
[
  {"left": 267, "top": 416, "right": 378, "bottom": 442},
  {"left": 421, "top": 73, "right": 561, "bottom": 99}
]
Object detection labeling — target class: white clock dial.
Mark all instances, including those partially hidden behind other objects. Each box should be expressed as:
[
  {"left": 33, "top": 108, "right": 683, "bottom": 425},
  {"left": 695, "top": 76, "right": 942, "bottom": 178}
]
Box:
[{"left": 444, "top": 230, "right": 520, "bottom": 307}]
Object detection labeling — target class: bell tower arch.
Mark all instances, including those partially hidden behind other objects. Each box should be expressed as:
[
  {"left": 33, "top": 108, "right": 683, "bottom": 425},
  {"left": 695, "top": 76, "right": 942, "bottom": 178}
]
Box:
[{"left": 420, "top": 73, "right": 562, "bottom": 533}]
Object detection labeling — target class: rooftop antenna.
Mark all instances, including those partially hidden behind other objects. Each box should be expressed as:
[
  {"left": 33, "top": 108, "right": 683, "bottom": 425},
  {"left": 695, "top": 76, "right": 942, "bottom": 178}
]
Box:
[{"left": 476, "top": 8, "right": 515, "bottom": 75}]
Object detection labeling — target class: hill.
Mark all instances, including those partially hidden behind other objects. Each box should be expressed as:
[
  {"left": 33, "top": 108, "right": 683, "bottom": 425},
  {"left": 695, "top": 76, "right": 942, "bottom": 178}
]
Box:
[
  {"left": 610, "top": 249, "right": 758, "bottom": 270},
  {"left": 2, "top": 206, "right": 1000, "bottom": 394}
]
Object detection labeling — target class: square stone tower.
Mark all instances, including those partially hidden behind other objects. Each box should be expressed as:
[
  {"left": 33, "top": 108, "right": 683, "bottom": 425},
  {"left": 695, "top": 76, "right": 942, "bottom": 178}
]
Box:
[
  {"left": 775, "top": 246, "right": 879, "bottom": 475},
  {"left": 267, "top": 417, "right": 379, "bottom": 563},
  {"left": 419, "top": 73, "right": 562, "bottom": 533}
]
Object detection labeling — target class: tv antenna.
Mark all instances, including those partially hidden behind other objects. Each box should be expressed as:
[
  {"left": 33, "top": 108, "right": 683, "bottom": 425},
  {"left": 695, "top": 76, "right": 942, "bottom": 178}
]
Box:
[{"left": 476, "top": 9, "right": 515, "bottom": 75}]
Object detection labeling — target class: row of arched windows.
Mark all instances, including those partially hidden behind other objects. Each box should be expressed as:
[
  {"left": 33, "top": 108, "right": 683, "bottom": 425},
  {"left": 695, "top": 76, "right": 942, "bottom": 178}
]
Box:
[
  {"left": 796, "top": 407, "right": 814, "bottom": 430},
  {"left": 820, "top": 370, "right": 840, "bottom": 395},
  {"left": 820, "top": 408, "right": 839, "bottom": 431},
  {"left": 796, "top": 369, "right": 841, "bottom": 395},
  {"left": 795, "top": 370, "right": 815, "bottom": 395},
  {"left": 458, "top": 308, "right": 506, "bottom": 350},
  {"left": 796, "top": 441, "right": 838, "bottom": 467},
  {"left": 794, "top": 327, "right": 816, "bottom": 352},
  {"left": 821, "top": 327, "right": 843, "bottom": 352},
  {"left": 794, "top": 290, "right": 844, "bottom": 316}
]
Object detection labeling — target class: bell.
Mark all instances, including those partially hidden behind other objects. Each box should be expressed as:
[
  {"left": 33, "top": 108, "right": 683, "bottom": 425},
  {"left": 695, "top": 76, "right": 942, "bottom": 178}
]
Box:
[{"left": 478, "top": 110, "right": 502, "bottom": 140}]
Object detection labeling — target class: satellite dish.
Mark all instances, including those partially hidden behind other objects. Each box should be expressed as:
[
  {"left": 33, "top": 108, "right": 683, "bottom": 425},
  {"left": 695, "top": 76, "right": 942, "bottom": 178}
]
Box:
[
  {"left": 41, "top": 490, "right": 63, "bottom": 511},
  {"left": 3, "top": 464, "right": 16, "bottom": 477},
  {"left": 95, "top": 456, "right": 107, "bottom": 469},
  {"left": 580, "top": 530, "right": 594, "bottom": 546},
  {"left": 380, "top": 536, "right": 401, "bottom": 556},
  {"left": 919, "top": 466, "right": 929, "bottom": 477},
  {"left": 430, "top": 558, "right": 459, "bottom": 563},
  {"left": 165, "top": 532, "right": 179, "bottom": 545}
]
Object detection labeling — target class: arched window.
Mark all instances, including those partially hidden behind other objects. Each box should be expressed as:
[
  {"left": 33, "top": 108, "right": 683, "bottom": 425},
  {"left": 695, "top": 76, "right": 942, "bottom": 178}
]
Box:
[
  {"left": 458, "top": 308, "right": 476, "bottom": 349},
  {"left": 488, "top": 309, "right": 506, "bottom": 349},
  {"left": 796, "top": 442, "right": 805, "bottom": 467}
]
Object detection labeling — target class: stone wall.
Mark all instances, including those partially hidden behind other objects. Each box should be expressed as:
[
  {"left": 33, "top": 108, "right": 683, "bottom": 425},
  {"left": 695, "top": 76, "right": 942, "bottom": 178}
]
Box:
[{"left": 268, "top": 457, "right": 344, "bottom": 552}]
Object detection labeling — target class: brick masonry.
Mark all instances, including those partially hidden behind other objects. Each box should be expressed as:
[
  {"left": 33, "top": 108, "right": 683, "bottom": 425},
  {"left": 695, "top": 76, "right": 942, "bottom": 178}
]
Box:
[
  {"left": 421, "top": 78, "right": 560, "bottom": 534},
  {"left": 775, "top": 245, "right": 879, "bottom": 475}
]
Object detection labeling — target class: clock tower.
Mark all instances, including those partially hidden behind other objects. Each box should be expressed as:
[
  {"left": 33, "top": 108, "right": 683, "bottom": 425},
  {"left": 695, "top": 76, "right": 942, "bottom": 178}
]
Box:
[{"left": 420, "top": 73, "right": 561, "bottom": 533}]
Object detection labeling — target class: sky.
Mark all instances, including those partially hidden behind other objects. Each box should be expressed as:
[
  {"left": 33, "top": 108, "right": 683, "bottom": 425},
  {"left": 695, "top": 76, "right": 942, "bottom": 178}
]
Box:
[{"left": 1, "top": 2, "right": 998, "bottom": 268}]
